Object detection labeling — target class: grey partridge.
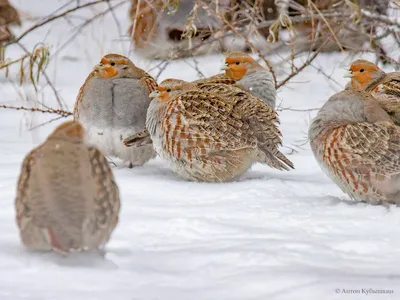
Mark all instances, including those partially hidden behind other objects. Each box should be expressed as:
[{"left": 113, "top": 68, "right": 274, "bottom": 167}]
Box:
[
  {"left": 125, "top": 79, "right": 293, "bottom": 182},
  {"left": 74, "top": 53, "right": 157, "bottom": 167},
  {"left": 15, "top": 121, "right": 120, "bottom": 253}
]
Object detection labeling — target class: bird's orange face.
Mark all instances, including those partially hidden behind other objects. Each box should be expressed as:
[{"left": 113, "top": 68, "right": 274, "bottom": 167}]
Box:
[
  {"left": 156, "top": 86, "right": 173, "bottom": 102},
  {"left": 95, "top": 56, "right": 129, "bottom": 78},
  {"left": 149, "top": 86, "right": 175, "bottom": 102},
  {"left": 347, "top": 62, "right": 380, "bottom": 90},
  {"left": 222, "top": 56, "right": 252, "bottom": 80},
  {"left": 149, "top": 80, "right": 187, "bottom": 102}
]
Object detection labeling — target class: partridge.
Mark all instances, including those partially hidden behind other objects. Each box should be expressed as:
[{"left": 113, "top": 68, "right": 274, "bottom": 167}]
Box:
[
  {"left": 345, "top": 59, "right": 400, "bottom": 124},
  {"left": 309, "top": 89, "right": 400, "bottom": 205},
  {"left": 125, "top": 78, "right": 293, "bottom": 182},
  {"left": 220, "top": 51, "right": 276, "bottom": 108},
  {"left": 15, "top": 121, "right": 120, "bottom": 253},
  {"left": 74, "top": 53, "right": 157, "bottom": 167}
]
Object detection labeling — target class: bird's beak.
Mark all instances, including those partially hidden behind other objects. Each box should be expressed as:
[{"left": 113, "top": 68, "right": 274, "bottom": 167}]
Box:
[
  {"left": 343, "top": 70, "right": 353, "bottom": 78},
  {"left": 94, "top": 63, "right": 104, "bottom": 71},
  {"left": 149, "top": 90, "right": 159, "bottom": 99},
  {"left": 220, "top": 63, "right": 228, "bottom": 71}
]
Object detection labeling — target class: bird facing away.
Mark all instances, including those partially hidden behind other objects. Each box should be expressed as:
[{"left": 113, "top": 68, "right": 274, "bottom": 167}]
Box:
[
  {"left": 125, "top": 78, "right": 293, "bottom": 182},
  {"left": 309, "top": 88, "right": 400, "bottom": 205},
  {"left": 15, "top": 121, "right": 120, "bottom": 253},
  {"left": 345, "top": 59, "right": 400, "bottom": 125},
  {"left": 220, "top": 51, "right": 276, "bottom": 108},
  {"left": 74, "top": 53, "right": 157, "bottom": 167}
]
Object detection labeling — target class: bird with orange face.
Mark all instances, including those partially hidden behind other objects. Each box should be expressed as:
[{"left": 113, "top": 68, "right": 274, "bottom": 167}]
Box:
[
  {"left": 74, "top": 53, "right": 157, "bottom": 167},
  {"left": 308, "top": 87, "right": 400, "bottom": 205},
  {"left": 15, "top": 121, "right": 120, "bottom": 253},
  {"left": 344, "top": 59, "right": 400, "bottom": 124},
  {"left": 220, "top": 51, "right": 276, "bottom": 108},
  {"left": 124, "top": 78, "right": 293, "bottom": 182}
]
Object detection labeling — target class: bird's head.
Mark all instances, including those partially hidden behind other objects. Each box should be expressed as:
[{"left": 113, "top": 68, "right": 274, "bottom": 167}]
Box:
[
  {"left": 149, "top": 78, "right": 192, "bottom": 102},
  {"left": 93, "top": 53, "right": 143, "bottom": 79},
  {"left": 221, "top": 52, "right": 262, "bottom": 80},
  {"left": 344, "top": 59, "right": 386, "bottom": 90}
]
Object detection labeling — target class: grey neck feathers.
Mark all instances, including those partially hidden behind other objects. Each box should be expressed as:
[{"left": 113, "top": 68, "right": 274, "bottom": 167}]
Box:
[
  {"left": 315, "top": 91, "right": 366, "bottom": 124},
  {"left": 309, "top": 91, "right": 366, "bottom": 141}
]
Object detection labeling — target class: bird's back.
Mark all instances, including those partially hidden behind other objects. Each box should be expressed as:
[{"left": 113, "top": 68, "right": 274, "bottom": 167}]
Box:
[
  {"left": 26, "top": 139, "right": 96, "bottom": 251},
  {"left": 238, "top": 70, "right": 276, "bottom": 108},
  {"left": 377, "top": 72, "right": 400, "bottom": 97}
]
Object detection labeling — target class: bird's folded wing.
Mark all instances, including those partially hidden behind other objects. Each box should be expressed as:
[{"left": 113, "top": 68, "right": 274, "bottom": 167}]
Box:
[
  {"left": 88, "top": 147, "right": 120, "bottom": 229},
  {"left": 166, "top": 90, "right": 258, "bottom": 153},
  {"left": 15, "top": 148, "right": 37, "bottom": 227},
  {"left": 327, "top": 122, "right": 400, "bottom": 176}
]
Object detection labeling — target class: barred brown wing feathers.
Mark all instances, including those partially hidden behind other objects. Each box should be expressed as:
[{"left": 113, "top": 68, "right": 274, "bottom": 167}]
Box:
[
  {"left": 162, "top": 91, "right": 256, "bottom": 162},
  {"left": 193, "top": 82, "right": 290, "bottom": 169},
  {"left": 194, "top": 74, "right": 236, "bottom": 86},
  {"left": 322, "top": 123, "right": 400, "bottom": 197},
  {"left": 88, "top": 147, "right": 120, "bottom": 230},
  {"left": 380, "top": 73, "right": 400, "bottom": 97},
  {"left": 74, "top": 70, "right": 97, "bottom": 119},
  {"left": 15, "top": 148, "right": 37, "bottom": 229},
  {"left": 342, "top": 123, "right": 388, "bottom": 160}
]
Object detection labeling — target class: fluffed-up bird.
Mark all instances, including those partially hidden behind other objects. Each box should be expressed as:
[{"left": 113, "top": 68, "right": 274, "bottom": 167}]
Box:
[
  {"left": 124, "top": 78, "right": 293, "bottom": 182},
  {"left": 309, "top": 88, "right": 400, "bottom": 205},
  {"left": 15, "top": 121, "right": 120, "bottom": 253},
  {"left": 74, "top": 53, "right": 156, "bottom": 167}
]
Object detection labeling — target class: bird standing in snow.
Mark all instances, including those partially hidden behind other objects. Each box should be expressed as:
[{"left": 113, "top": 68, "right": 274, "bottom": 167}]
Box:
[
  {"left": 74, "top": 53, "right": 157, "bottom": 167},
  {"left": 220, "top": 51, "right": 276, "bottom": 108},
  {"left": 124, "top": 78, "right": 293, "bottom": 182},
  {"left": 309, "top": 88, "right": 400, "bottom": 205},
  {"left": 15, "top": 121, "right": 120, "bottom": 253},
  {"left": 344, "top": 59, "right": 400, "bottom": 125}
]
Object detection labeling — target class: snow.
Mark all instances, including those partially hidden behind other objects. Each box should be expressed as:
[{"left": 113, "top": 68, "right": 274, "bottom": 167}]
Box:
[{"left": 0, "top": 1, "right": 399, "bottom": 299}]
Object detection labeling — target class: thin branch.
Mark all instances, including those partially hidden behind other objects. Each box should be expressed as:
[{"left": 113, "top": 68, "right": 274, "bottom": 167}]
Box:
[
  {"left": 0, "top": 104, "right": 72, "bottom": 117},
  {"left": 154, "top": 61, "right": 170, "bottom": 81},
  {"left": 106, "top": 0, "right": 124, "bottom": 41},
  {"left": 7, "top": 0, "right": 114, "bottom": 46},
  {"left": 29, "top": 115, "right": 67, "bottom": 131},
  {"left": 0, "top": 52, "right": 31, "bottom": 69},
  {"left": 16, "top": 42, "right": 67, "bottom": 109},
  {"left": 277, "top": 107, "right": 320, "bottom": 112},
  {"left": 308, "top": 0, "right": 343, "bottom": 51},
  {"left": 51, "top": 1, "right": 127, "bottom": 59},
  {"left": 276, "top": 39, "right": 329, "bottom": 89}
]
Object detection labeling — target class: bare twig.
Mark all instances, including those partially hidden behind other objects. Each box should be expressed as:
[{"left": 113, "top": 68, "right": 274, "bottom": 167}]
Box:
[
  {"left": 276, "top": 39, "right": 329, "bottom": 89},
  {"left": 16, "top": 42, "right": 67, "bottom": 109},
  {"left": 7, "top": 0, "right": 114, "bottom": 46},
  {"left": 277, "top": 107, "right": 320, "bottom": 112},
  {"left": 188, "top": 56, "right": 206, "bottom": 79},
  {"left": 29, "top": 115, "right": 67, "bottom": 131},
  {"left": 154, "top": 60, "right": 170, "bottom": 81},
  {"left": 308, "top": 0, "right": 343, "bottom": 51},
  {"left": 51, "top": 1, "right": 127, "bottom": 59},
  {"left": 0, "top": 104, "right": 72, "bottom": 117}
]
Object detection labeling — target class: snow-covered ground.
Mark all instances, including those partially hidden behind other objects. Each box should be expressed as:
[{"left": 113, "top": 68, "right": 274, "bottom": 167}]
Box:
[{"left": 0, "top": 1, "right": 399, "bottom": 299}]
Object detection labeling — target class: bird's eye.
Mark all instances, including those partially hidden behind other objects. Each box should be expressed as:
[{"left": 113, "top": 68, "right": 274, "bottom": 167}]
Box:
[
  {"left": 122, "top": 66, "right": 128, "bottom": 70},
  {"left": 235, "top": 62, "right": 240, "bottom": 65},
  {"left": 166, "top": 88, "right": 171, "bottom": 92},
  {"left": 110, "top": 62, "right": 115, "bottom": 66},
  {"left": 360, "top": 69, "right": 364, "bottom": 72}
]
